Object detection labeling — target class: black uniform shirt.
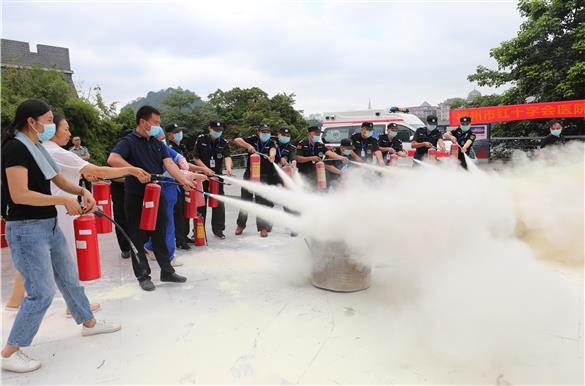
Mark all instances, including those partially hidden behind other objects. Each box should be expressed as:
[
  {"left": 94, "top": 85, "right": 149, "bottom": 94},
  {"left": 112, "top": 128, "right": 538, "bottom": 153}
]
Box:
[
  {"left": 449, "top": 128, "right": 477, "bottom": 154},
  {"left": 242, "top": 135, "right": 276, "bottom": 178},
  {"left": 296, "top": 139, "right": 328, "bottom": 175},
  {"left": 412, "top": 128, "right": 442, "bottom": 159},
  {"left": 539, "top": 134, "right": 566, "bottom": 149},
  {"left": 275, "top": 142, "right": 297, "bottom": 164},
  {"left": 378, "top": 134, "right": 403, "bottom": 153},
  {"left": 351, "top": 133, "right": 379, "bottom": 160},
  {"left": 168, "top": 140, "right": 190, "bottom": 159},
  {"left": 326, "top": 147, "right": 349, "bottom": 183},
  {"left": 193, "top": 134, "right": 231, "bottom": 174}
]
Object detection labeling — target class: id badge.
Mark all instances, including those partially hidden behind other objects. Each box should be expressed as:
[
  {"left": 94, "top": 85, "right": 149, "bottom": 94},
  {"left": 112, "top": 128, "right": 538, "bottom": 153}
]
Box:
[
  {"left": 210, "top": 158, "right": 216, "bottom": 168},
  {"left": 361, "top": 149, "right": 366, "bottom": 158}
]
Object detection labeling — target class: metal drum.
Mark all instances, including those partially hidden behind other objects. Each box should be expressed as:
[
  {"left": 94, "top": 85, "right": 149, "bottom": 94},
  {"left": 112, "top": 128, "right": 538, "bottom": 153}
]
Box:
[{"left": 308, "top": 239, "right": 371, "bottom": 292}]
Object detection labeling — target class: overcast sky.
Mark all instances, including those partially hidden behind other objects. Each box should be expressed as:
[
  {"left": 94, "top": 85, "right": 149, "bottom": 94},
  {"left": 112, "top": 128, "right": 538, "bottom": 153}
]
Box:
[{"left": 2, "top": 0, "right": 522, "bottom": 115}]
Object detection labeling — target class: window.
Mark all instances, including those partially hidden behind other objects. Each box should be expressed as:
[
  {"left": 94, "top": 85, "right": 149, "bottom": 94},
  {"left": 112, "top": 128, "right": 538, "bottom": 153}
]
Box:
[
  {"left": 396, "top": 124, "right": 414, "bottom": 142},
  {"left": 322, "top": 126, "right": 354, "bottom": 144}
]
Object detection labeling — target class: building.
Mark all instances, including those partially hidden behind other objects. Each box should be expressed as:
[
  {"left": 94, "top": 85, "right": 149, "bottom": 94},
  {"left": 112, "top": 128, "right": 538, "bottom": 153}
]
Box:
[
  {"left": 1, "top": 38, "right": 74, "bottom": 85},
  {"left": 406, "top": 89, "right": 482, "bottom": 125}
]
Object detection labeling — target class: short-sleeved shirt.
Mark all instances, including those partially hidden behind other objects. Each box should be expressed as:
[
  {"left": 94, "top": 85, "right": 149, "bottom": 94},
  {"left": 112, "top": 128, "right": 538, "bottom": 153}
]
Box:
[
  {"left": 326, "top": 147, "right": 349, "bottom": 184},
  {"left": 193, "top": 134, "right": 231, "bottom": 174},
  {"left": 449, "top": 128, "right": 476, "bottom": 154},
  {"left": 111, "top": 131, "right": 170, "bottom": 195},
  {"left": 539, "top": 134, "right": 565, "bottom": 149},
  {"left": 296, "top": 139, "right": 328, "bottom": 176},
  {"left": 412, "top": 128, "right": 442, "bottom": 160},
  {"left": 43, "top": 141, "right": 89, "bottom": 199},
  {"left": 378, "top": 134, "right": 403, "bottom": 153},
  {"left": 276, "top": 142, "right": 297, "bottom": 164},
  {"left": 351, "top": 133, "right": 379, "bottom": 160},
  {"left": 69, "top": 145, "right": 90, "bottom": 159},
  {"left": 1, "top": 139, "right": 57, "bottom": 220},
  {"left": 240, "top": 135, "right": 276, "bottom": 179}
]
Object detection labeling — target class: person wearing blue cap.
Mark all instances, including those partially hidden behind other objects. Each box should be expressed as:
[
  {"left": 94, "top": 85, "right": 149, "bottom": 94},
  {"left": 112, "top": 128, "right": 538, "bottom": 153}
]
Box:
[{"left": 443, "top": 116, "right": 476, "bottom": 169}]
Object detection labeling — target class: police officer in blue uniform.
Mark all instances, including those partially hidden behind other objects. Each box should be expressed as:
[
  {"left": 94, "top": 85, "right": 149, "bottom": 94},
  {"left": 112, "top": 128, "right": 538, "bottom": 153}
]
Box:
[
  {"left": 350, "top": 122, "right": 385, "bottom": 166},
  {"left": 411, "top": 115, "right": 446, "bottom": 162},
  {"left": 443, "top": 116, "right": 476, "bottom": 169}
]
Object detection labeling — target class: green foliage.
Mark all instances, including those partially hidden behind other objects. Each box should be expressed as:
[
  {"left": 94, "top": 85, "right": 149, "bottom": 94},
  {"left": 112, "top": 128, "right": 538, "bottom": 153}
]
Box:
[{"left": 125, "top": 87, "right": 204, "bottom": 111}]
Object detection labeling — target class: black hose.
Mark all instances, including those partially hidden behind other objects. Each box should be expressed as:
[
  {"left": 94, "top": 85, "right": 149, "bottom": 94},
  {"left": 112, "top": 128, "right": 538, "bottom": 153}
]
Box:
[{"left": 93, "top": 209, "right": 141, "bottom": 265}]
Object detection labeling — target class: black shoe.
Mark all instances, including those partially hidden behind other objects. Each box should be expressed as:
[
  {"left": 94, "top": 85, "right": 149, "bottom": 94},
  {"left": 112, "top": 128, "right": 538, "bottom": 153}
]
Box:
[
  {"left": 139, "top": 279, "right": 155, "bottom": 291},
  {"left": 121, "top": 250, "right": 131, "bottom": 259},
  {"left": 290, "top": 232, "right": 298, "bottom": 237},
  {"left": 160, "top": 272, "right": 187, "bottom": 283},
  {"left": 177, "top": 243, "right": 191, "bottom": 250},
  {"left": 185, "top": 236, "right": 195, "bottom": 244},
  {"left": 213, "top": 231, "right": 226, "bottom": 239}
]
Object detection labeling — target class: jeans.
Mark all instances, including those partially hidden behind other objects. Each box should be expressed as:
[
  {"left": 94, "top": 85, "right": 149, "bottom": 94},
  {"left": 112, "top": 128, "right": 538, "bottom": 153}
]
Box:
[{"left": 5, "top": 218, "right": 94, "bottom": 347}]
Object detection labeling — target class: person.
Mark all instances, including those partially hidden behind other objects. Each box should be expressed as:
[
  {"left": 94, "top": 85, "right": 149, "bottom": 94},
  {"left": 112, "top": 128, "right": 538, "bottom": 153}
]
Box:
[
  {"left": 192, "top": 121, "right": 233, "bottom": 239},
  {"left": 296, "top": 126, "right": 347, "bottom": 187},
  {"left": 274, "top": 127, "right": 299, "bottom": 236},
  {"left": 110, "top": 128, "right": 134, "bottom": 259},
  {"left": 378, "top": 122, "right": 408, "bottom": 163},
  {"left": 443, "top": 116, "right": 477, "bottom": 169},
  {"left": 107, "top": 105, "right": 199, "bottom": 291},
  {"left": 6, "top": 115, "right": 150, "bottom": 316},
  {"left": 69, "top": 136, "right": 92, "bottom": 192},
  {"left": 325, "top": 138, "right": 360, "bottom": 187},
  {"left": 165, "top": 123, "right": 192, "bottom": 248},
  {"left": 233, "top": 124, "right": 276, "bottom": 237},
  {"left": 351, "top": 122, "right": 385, "bottom": 166},
  {"left": 1, "top": 99, "right": 120, "bottom": 373},
  {"left": 411, "top": 115, "right": 446, "bottom": 162},
  {"left": 538, "top": 119, "right": 566, "bottom": 156}
]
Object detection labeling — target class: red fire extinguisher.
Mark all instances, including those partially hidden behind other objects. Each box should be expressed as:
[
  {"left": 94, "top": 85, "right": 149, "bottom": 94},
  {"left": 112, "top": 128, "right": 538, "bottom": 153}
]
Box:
[
  {"left": 450, "top": 143, "right": 460, "bottom": 159},
  {"left": 389, "top": 154, "right": 398, "bottom": 166},
  {"left": 250, "top": 153, "right": 261, "bottom": 182},
  {"left": 195, "top": 181, "right": 205, "bottom": 207},
  {"left": 140, "top": 183, "right": 161, "bottom": 231},
  {"left": 184, "top": 190, "right": 197, "bottom": 219},
  {"left": 428, "top": 148, "right": 437, "bottom": 162},
  {"left": 195, "top": 216, "right": 206, "bottom": 246},
  {"left": 316, "top": 161, "right": 327, "bottom": 190},
  {"left": 1, "top": 219, "right": 8, "bottom": 248},
  {"left": 208, "top": 178, "right": 219, "bottom": 208},
  {"left": 74, "top": 215, "right": 101, "bottom": 281},
  {"left": 92, "top": 181, "right": 112, "bottom": 234}
]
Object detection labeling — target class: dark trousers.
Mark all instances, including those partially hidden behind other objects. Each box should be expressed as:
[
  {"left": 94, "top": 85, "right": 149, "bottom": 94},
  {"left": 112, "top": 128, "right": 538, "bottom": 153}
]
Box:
[
  {"left": 197, "top": 179, "right": 226, "bottom": 234},
  {"left": 111, "top": 181, "right": 131, "bottom": 253},
  {"left": 125, "top": 191, "right": 175, "bottom": 282},
  {"left": 174, "top": 188, "right": 189, "bottom": 245},
  {"left": 79, "top": 177, "right": 92, "bottom": 192},
  {"left": 236, "top": 175, "right": 275, "bottom": 231}
]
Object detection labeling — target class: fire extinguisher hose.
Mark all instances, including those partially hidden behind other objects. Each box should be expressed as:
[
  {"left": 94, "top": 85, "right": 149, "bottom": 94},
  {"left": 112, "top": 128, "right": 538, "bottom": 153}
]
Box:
[{"left": 93, "top": 208, "right": 141, "bottom": 265}]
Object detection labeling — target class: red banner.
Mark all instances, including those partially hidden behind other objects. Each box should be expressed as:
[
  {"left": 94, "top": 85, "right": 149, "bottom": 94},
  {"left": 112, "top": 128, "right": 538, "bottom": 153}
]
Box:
[{"left": 449, "top": 100, "right": 585, "bottom": 126}]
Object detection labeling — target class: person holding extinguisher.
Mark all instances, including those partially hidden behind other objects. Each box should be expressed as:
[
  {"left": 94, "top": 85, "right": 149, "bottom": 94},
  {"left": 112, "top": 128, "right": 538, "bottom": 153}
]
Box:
[
  {"left": 1, "top": 99, "right": 122, "bottom": 373},
  {"left": 107, "top": 106, "right": 200, "bottom": 292},
  {"left": 233, "top": 124, "right": 277, "bottom": 238}
]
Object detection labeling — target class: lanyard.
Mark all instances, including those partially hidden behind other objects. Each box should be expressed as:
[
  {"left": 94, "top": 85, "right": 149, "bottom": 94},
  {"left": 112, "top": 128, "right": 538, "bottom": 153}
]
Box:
[
  {"left": 277, "top": 145, "right": 287, "bottom": 158},
  {"left": 257, "top": 140, "right": 270, "bottom": 154},
  {"left": 308, "top": 143, "right": 315, "bottom": 156},
  {"left": 209, "top": 139, "right": 219, "bottom": 159}
]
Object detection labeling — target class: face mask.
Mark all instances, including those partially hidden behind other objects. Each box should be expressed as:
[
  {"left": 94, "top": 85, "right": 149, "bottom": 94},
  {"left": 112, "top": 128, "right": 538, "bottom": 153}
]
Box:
[
  {"left": 364, "top": 130, "right": 373, "bottom": 138},
  {"left": 551, "top": 129, "right": 562, "bottom": 137},
  {"left": 427, "top": 124, "right": 437, "bottom": 131},
  {"left": 342, "top": 149, "right": 352, "bottom": 156},
  {"left": 279, "top": 136, "right": 290, "bottom": 144},
  {"left": 148, "top": 125, "right": 163, "bottom": 137},
  {"left": 210, "top": 130, "right": 222, "bottom": 139},
  {"left": 259, "top": 133, "right": 271, "bottom": 142},
  {"left": 174, "top": 131, "right": 183, "bottom": 142},
  {"left": 388, "top": 131, "right": 398, "bottom": 138},
  {"left": 461, "top": 125, "right": 471, "bottom": 132},
  {"left": 312, "top": 135, "right": 321, "bottom": 142},
  {"left": 33, "top": 122, "right": 56, "bottom": 142}
]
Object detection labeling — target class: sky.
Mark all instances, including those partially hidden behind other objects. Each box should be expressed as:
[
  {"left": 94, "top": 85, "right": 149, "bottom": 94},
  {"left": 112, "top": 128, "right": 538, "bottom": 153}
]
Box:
[{"left": 2, "top": 0, "right": 523, "bottom": 115}]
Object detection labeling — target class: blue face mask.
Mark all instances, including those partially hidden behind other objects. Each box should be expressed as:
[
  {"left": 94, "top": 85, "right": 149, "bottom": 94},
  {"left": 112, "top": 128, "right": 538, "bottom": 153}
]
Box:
[
  {"left": 34, "top": 122, "right": 56, "bottom": 142},
  {"left": 388, "top": 131, "right": 398, "bottom": 138},
  {"left": 210, "top": 130, "right": 222, "bottom": 139},
  {"left": 427, "top": 124, "right": 437, "bottom": 131},
  {"left": 148, "top": 125, "right": 163, "bottom": 137},
  {"left": 174, "top": 131, "right": 183, "bottom": 142},
  {"left": 364, "top": 130, "right": 374, "bottom": 138},
  {"left": 551, "top": 129, "right": 562, "bottom": 137},
  {"left": 461, "top": 125, "right": 471, "bottom": 132},
  {"left": 259, "top": 133, "right": 271, "bottom": 143},
  {"left": 312, "top": 135, "right": 321, "bottom": 142},
  {"left": 278, "top": 136, "right": 290, "bottom": 144},
  {"left": 342, "top": 149, "right": 352, "bottom": 156}
]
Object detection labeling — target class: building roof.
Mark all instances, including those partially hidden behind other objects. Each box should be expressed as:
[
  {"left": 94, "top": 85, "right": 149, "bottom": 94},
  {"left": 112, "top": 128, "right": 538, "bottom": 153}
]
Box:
[{"left": 1, "top": 39, "right": 73, "bottom": 74}]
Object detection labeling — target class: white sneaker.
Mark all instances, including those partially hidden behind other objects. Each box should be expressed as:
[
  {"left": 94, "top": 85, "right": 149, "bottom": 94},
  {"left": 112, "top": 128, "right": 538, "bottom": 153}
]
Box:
[
  {"left": 82, "top": 320, "right": 121, "bottom": 337},
  {"left": 171, "top": 258, "right": 184, "bottom": 267},
  {"left": 144, "top": 248, "right": 156, "bottom": 261},
  {"left": 2, "top": 350, "right": 41, "bottom": 373}
]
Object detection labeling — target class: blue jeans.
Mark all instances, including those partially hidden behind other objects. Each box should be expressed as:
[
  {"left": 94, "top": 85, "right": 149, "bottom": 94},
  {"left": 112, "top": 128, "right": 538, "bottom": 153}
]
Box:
[
  {"left": 144, "top": 184, "right": 178, "bottom": 261},
  {"left": 5, "top": 218, "right": 94, "bottom": 347}
]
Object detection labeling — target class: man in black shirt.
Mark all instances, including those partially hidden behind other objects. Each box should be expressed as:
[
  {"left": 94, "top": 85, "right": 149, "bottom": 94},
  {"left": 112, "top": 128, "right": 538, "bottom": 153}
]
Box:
[
  {"left": 539, "top": 119, "right": 566, "bottom": 156},
  {"left": 296, "top": 126, "right": 346, "bottom": 188},
  {"left": 325, "top": 138, "right": 360, "bottom": 187},
  {"left": 378, "top": 123, "right": 407, "bottom": 164},
  {"left": 412, "top": 115, "right": 446, "bottom": 162},
  {"left": 108, "top": 106, "right": 198, "bottom": 292},
  {"left": 350, "top": 122, "right": 385, "bottom": 166},
  {"left": 275, "top": 127, "right": 297, "bottom": 173},
  {"left": 443, "top": 116, "right": 477, "bottom": 169},
  {"left": 233, "top": 124, "right": 276, "bottom": 238},
  {"left": 192, "top": 121, "right": 233, "bottom": 239}
]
